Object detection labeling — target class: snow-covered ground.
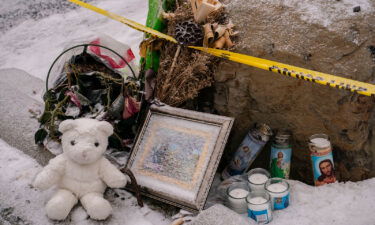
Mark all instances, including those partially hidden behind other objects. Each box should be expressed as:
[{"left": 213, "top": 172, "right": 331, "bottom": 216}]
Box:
[
  {"left": 0, "top": 0, "right": 147, "bottom": 80},
  {"left": 1, "top": 0, "right": 375, "bottom": 225},
  {"left": 0, "top": 139, "right": 171, "bottom": 225},
  {"left": 2, "top": 139, "right": 375, "bottom": 225}
]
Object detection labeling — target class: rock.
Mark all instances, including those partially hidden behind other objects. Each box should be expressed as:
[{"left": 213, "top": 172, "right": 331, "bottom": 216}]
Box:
[
  {"left": 214, "top": 0, "right": 375, "bottom": 183},
  {"left": 0, "top": 68, "right": 53, "bottom": 166},
  {"left": 214, "top": 62, "right": 236, "bottom": 82},
  {"left": 353, "top": 6, "right": 361, "bottom": 13},
  {"left": 188, "top": 204, "right": 251, "bottom": 225},
  {"left": 368, "top": 45, "right": 375, "bottom": 62}
]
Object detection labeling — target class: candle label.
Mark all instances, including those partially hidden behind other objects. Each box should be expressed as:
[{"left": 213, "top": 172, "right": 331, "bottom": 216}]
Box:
[
  {"left": 270, "top": 146, "right": 291, "bottom": 179},
  {"left": 309, "top": 135, "right": 337, "bottom": 186},
  {"left": 222, "top": 132, "right": 268, "bottom": 178},
  {"left": 311, "top": 150, "right": 336, "bottom": 186},
  {"left": 273, "top": 193, "right": 290, "bottom": 210},
  {"left": 248, "top": 209, "right": 270, "bottom": 223}
]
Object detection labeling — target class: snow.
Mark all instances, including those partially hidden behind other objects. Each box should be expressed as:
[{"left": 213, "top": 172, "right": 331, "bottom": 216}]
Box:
[
  {"left": 0, "top": 139, "right": 54, "bottom": 225},
  {"left": 223, "top": 179, "right": 375, "bottom": 225},
  {"left": 2, "top": 137, "right": 375, "bottom": 225},
  {"left": 0, "top": 139, "right": 171, "bottom": 225},
  {"left": 272, "top": 179, "right": 375, "bottom": 225},
  {"left": 0, "top": 0, "right": 147, "bottom": 80},
  {"left": 282, "top": 0, "right": 374, "bottom": 28},
  {"left": 227, "top": 0, "right": 374, "bottom": 30}
]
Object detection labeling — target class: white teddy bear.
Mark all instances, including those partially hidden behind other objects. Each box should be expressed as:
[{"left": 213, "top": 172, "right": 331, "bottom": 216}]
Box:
[{"left": 33, "top": 118, "right": 129, "bottom": 220}]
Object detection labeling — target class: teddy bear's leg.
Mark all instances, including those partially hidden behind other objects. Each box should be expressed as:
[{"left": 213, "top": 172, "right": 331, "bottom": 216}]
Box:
[
  {"left": 80, "top": 192, "right": 112, "bottom": 220},
  {"left": 46, "top": 189, "right": 78, "bottom": 220}
]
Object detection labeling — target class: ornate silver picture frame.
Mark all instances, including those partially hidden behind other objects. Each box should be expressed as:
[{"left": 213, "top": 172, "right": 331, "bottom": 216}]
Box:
[{"left": 126, "top": 105, "right": 234, "bottom": 212}]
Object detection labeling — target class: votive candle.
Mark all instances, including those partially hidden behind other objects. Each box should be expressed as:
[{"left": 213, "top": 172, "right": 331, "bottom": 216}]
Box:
[
  {"left": 265, "top": 178, "right": 290, "bottom": 210},
  {"left": 247, "top": 168, "right": 270, "bottom": 192},
  {"left": 246, "top": 192, "right": 272, "bottom": 224},
  {"left": 227, "top": 182, "right": 250, "bottom": 214}
]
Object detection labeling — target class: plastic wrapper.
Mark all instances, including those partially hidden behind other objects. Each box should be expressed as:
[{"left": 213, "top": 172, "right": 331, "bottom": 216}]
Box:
[
  {"left": 205, "top": 174, "right": 248, "bottom": 209},
  {"left": 47, "top": 34, "right": 139, "bottom": 90}
]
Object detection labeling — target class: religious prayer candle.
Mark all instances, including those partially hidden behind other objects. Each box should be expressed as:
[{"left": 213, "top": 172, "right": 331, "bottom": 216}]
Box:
[
  {"left": 309, "top": 134, "right": 336, "bottom": 187},
  {"left": 265, "top": 178, "right": 290, "bottom": 210},
  {"left": 227, "top": 182, "right": 250, "bottom": 214},
  {"left": 270, "top": 130, "right": 292, "bottom": 179},
  {"left": 246, "top": 192, "right": 272, "bottom": 224},
  {"left": 222, "top": 123, "right": 272, "bottom": 179},
  {"left": 247, "top": 168, "right": 270, "bottom": 192}
]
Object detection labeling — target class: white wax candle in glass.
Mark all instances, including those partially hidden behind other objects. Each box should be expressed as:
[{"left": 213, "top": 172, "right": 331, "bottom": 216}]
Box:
[
  {"left": 227, "top": 182, "right": 250, "bottom": 214},
  {"left": 246, "top": 192, "right": 272, "bottom": 224},
  {"left": 265, "top": 178, "right": 290, "bottom": 210},
  {"left": 247, "top": 168, "right": 270, "bottom": 192}
]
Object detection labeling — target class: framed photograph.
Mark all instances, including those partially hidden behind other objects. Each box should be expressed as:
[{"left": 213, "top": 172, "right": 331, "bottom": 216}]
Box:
[{"left": 126, "top": 105, "right": 234, "bottom": 212}]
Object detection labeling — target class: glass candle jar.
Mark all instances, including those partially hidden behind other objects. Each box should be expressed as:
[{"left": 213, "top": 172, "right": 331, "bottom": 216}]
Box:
[
  {"left": 246, "top": 191, "right": 272, "bottom": 224},
  {"left": 265, "top": 178, "right": 290, "bottom": 210},
  {"left": 226, "top": 182, "right": 250, "bottom": 214},
  {"left": 270, "top": 130, "right": 292, "bottom": 179},
  {"left": 247, "top": 168, "right": 270, "bottom": 192},
  {"left": 309, "top": 134, "right": 336, "bottom": 186}
]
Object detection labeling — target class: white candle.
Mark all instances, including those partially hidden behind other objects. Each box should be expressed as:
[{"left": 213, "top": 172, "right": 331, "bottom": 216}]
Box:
[
  {"left": 229, "top": 188, "right": 249, "bottom": 198},
  {"left": 249, "top": 196, "right": 268, "bottom": 205},
  {"left": 227, "top": 188, "right": 249, "bottom": 214},
  {"left": 249, "top": 174, "right": 269, "bottom": 184},
  {"left": 267, "top": 183, "right": 287, "bottom": 193},
  {"left": 247, "top": 194, "right": 272, "bottom": 223},
  {"left": 265, "top": 179, "right": 290, "bottom": 210},
  {"left": 248, "top": 173, "right": 268, "bottom": 192},
  {"left": 310, "top": 137, "right": 330, "bottom": 148}
]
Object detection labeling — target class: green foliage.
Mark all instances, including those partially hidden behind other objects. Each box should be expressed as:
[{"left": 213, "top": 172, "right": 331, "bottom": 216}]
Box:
[
  {"left": 34, "top": 128, "right": 48, "bottom": 145},
  {"left": 39, "top": 112, "right": 52, "bottom": 124}
]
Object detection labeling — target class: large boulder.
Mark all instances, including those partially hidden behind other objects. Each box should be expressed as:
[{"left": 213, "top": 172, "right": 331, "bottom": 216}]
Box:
[{"left": 215, "top": 0, "right": 375, "bottom": 183}]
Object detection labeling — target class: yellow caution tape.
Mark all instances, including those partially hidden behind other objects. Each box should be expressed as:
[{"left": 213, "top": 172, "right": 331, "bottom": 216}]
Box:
[
  {"left": 69, "top": 0, "right": 375, "bottom": 97},
  {"left": 190, "top": 47, "right": 375, "bottom": 96},
  {"left": 68, "top": 0, "right": 177, "bottom": 43}
]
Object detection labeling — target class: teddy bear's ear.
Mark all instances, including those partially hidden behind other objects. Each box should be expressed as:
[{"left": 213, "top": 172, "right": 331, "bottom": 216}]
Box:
[
  {"left": 58, "top": 119, "right": 77, "bottom": 133},
  {"left": 97, "top": 121, "right": 113, "bottom": 137}
]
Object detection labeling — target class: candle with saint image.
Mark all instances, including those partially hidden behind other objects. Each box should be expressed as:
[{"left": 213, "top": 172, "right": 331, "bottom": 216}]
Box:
[
  {"left": 265, "top": 178, "right": 290, "bottom": 210},
  {"left": 227, "top": 182, "right": 250, "bottom": 214},
  {"left": 247, "top": 168, "right": 270, "bottom": 192},
  {"left": 246, "top": 192, "right": 272, "bottom": 224},
  {"left": 309, "top": 134, "right": 336, "bottom": 186}
]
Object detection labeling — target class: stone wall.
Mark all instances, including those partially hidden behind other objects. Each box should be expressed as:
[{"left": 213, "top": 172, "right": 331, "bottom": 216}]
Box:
[{"left": 214, "top": 0, "right": 375, "bottom": 183}]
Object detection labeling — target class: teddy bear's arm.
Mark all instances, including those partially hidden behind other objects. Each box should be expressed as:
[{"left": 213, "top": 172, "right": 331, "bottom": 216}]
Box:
[
  {"left": 99, "top": 158, "right": 129, "bottom": 188},
  {"left": 33, "top": 154, "right": 66, "bottom": 190}
]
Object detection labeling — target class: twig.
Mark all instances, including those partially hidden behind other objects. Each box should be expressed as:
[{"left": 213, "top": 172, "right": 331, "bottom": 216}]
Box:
[
  {"left": 120, "top": 168, "right": 144, "bottom": 207},
  {"left": 65, "top": 63, "right": 72, "bottom": 88},
  {"left": 105, "top": 84, "right": 112, "bottom": 110},
  {"left": 48, "top": 95, "right": 69, "bottom": 138},
  {"left": 168, "top": 45, "right": 182, "bottom": 76},
  {"left": 98, "top": 72, "right": 123, "bottom": 84}
]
